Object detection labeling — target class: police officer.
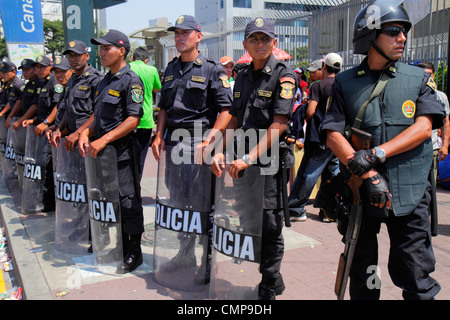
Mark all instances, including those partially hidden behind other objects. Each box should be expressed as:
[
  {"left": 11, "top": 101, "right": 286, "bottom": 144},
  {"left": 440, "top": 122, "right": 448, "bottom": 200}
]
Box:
[
  {"left": 151, "top": 15, "right": 232, "bottom": 285},
  {"left": 0, "top": 62, "right": 24, "bottom": 120},
  {"left": 22, "top": 56, "right": 64, "bottom": 133},
  {"left": 211, "top": 17, "right": 297, "bottom": 300},
  {"left": 20, "top": 55, "right": 64, "bottom": 212},
  {"left": 6, "top": 59, "right": 43, "bottom": 131},
  {"left": 78, "top": 30, "right": 145, "bottom": 273},
  {"left": 50, "top": 40, "right": 104, "bottom": 150},
  {"left": 322, "top": 1, "right": 442, "bottom": 299}
]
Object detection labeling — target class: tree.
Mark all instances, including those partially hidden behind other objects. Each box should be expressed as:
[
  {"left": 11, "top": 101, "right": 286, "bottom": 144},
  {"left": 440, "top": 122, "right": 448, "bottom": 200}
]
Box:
[
  {"left": 0, "top": 37, "right": 8, "bottom": 60},
  {"left": 43, "top": 19, "right": 64, "bottom": 60}
]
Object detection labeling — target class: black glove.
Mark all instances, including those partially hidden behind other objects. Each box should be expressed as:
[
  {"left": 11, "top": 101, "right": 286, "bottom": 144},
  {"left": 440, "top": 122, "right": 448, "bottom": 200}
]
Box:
[
  {"left": 363, "top": 173, "right": 392, "bottom": 206},
  {"left": 347, "top": 149, "right": 379, "bottom": 177}
]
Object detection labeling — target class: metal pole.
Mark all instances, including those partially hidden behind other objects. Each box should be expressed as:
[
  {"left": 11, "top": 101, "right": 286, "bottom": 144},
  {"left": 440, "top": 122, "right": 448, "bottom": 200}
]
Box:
[{"left": 447, "top": 17, "right": 450, "bottom": 98}]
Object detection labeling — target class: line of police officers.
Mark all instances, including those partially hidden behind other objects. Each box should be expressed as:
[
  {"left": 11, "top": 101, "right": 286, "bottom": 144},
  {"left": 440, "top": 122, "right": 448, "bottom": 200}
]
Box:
[{"left": 0, "top": 0, "right": 444, "bottom": 300}]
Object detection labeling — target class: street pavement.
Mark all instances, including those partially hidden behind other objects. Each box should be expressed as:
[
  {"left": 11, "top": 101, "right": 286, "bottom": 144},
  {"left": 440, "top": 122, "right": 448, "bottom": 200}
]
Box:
[{"left": 1, "top": 150, "right": 450, "bottom": 302}]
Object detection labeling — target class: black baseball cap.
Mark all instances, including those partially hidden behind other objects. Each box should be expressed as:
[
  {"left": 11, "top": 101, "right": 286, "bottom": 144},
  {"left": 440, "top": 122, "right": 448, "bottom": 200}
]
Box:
[
  {"left": 19, "top": 59, "right": 35, "bottom": 70},
  {"left": 63, "top": 40, "right": 89, "bottom": 55},
  {"left": 91, "top": 29, "right": 130, "bottom": 52},
  {"left": 245, "top": 17, "right": 276, "bottom": 39},
  {"left": 0, "top": 62, "right": 17, "bottom": 72},
  {"left": 168, "top": 15, "right": 201, "bottom": 32},
  {"left": 51, "top": 57, "right": 71, "bottom": 71},
  {"left": 33, "top": 55, "right": 53, "bottom": 67}
]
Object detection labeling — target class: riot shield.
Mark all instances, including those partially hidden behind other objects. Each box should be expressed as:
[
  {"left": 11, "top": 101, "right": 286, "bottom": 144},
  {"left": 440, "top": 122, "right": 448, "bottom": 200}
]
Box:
[
  {"left": 209, "top": 163, "right": 264, "bottom": 300},
  {"left": 0, "top": 117, "right": 7, "bottom": 171},
  {"left": 11, "top": 118, "right": 26, "bottom": 188},
  {"left": 21, "top": 125, "right": 49, "bottom": 214},
  {"left": 153, "top": 144, "right": 213, "bottom": 292},
  {"left": 54, "top": 138, "right": 89, "bottom": 254},
  {"left": 85, "top": 145, "right": 123, "bottom": 274},
  {"left": 2, "top": 127, "right": 17, "bottom": 187}
]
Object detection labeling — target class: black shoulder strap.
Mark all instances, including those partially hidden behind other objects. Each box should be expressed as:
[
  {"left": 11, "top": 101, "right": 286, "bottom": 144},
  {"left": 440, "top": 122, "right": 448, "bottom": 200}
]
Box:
[{"left": 352, "top": 72, "right": 389, "bottom": 129}]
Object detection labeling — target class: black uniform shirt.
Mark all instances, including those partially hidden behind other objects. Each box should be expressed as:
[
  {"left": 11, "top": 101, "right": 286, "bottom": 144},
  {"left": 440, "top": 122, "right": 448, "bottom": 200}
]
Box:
[
  {"left": 159, "top": 52, "right": 232, "bottom": 133},
  {"left": 7, "top": 77, "right": 25, "bottom": 110},
  {"left": 230, "top": 54, "right": 297, "bottom": 209},
  {"left": 56, "top": 65, "right": 103, "bottom": 133},
  {"left": 20, "top": 76, "right": 44, "bottom": 117},
  {"left": 93, "top": 64, "right": 143, "bottom": 137},
  {"left": 36, "top": 75, "right": 63, "bottom": 123},
  {"left": 0, "top": 81, "right": 9, "bottom": 108},
  {"left": 230, "top": 54, "right": 296, "bottom": 131}
]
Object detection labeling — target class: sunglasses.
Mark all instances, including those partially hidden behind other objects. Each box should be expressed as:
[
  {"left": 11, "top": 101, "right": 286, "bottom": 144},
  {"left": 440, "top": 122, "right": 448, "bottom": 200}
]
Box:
[{"left": 379, "top": 26, "right": 408, "bottom": 37}]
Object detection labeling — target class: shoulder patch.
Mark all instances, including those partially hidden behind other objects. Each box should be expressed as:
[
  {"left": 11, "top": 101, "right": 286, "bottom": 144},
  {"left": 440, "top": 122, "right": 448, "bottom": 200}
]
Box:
[
  {"left": 280, "top": 77, "right": 296, "bottom": 85},
  {"left": 219, "top": 75, "right": 230, "bottom": 88},
  {"left": 131, "top": 87, "right": 144, "bottom": 103},
  {"left": 54, "top": 84, "right": 64, "bottom": 93},
  {"left": 427, "top": 76, "right": 437, "bottom": 92},
  {"left": 280, "top": 82, "right": 295, "bottom": 99}
]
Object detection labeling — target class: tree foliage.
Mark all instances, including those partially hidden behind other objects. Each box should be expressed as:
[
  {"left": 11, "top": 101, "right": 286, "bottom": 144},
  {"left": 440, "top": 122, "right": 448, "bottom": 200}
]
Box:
[{"left": 43, "top": 19, "right": 65, "bottom": 60}]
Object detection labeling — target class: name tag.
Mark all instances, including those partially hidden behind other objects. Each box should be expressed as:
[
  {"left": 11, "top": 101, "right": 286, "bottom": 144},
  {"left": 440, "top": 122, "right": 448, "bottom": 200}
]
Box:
[
  {"left": 108, "top": 89, "right": 120, "bottom": 97},
  {"left": 191, "top": 76, "right": 206, "bottom": 83},
  {"left": 258, "top": 90, "right": 272, "bottom": 98},
  {"left": 78, "top": 85, "right": 89, "bottom": 91},
  {"left": 164, "top": 75, "right": 173, "bottom": 82}
]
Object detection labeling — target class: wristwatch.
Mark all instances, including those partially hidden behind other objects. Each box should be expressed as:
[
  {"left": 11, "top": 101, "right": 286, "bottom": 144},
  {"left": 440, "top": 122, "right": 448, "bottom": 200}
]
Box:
[
  {"left": 374, "top": 146, "right": 386, "bottom": 163},
  {"left": 43, "top": 119, "right": 49, "bottom": 125},
  {"left": 242, "top": 154, "right": 252, "bottom": 166}
]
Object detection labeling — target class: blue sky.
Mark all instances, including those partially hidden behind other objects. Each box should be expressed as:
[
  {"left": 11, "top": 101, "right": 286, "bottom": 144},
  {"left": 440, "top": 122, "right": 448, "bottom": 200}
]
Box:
[{"left": 105, "top": 0, "right": 195, "bottom": 35}]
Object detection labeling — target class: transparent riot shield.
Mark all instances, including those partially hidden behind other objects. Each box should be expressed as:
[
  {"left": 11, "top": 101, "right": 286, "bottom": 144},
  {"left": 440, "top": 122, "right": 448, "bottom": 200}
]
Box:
[
  {"left": 85, "top": 145, "right": 123, "bottom": 274},
  {"left": 11, "top": 118, "right": 26, "bottom": 188},
  {"left": 153, "top": 144, "right": 213, "bottom": 292},
  {"left": 0, "top": 117, "right": 7, "bottom": 171},
  {"left": 209, "top": 163, "right": 264, "bottom": 300},
  {"left": 54, "top": 138, "right": 89, "bottom": 254},
  {"left": 21, "top": 125, "right": 49, "bottom": 214},
  {"left": 2, "top": 127, "right": 17, "bottom": 187}
]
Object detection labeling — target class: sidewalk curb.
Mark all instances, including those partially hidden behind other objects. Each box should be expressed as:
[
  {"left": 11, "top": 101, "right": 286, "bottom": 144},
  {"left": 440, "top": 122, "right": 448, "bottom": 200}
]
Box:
[{"left": 0, "top": 183, "right": 52, "bottom": 300}]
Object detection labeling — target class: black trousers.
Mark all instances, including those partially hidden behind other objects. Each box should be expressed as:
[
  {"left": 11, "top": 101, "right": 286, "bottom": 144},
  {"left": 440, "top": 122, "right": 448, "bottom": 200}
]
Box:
[
  {"left": 118, "top": 159, "right": 144, "bottom": 235},
  {"left": 349, "top": 182, "right": 441, "bottom": 300},
  {"left": 260, "top": 208, "right": 284, "bottom": 280}
]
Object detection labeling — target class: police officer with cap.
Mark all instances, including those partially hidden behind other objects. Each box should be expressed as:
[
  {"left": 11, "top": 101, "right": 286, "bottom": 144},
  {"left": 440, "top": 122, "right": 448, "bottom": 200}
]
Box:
[
  {"left": 322, "top": 1, "right": 442, "bottom": 299},
  {"left": 0, "top": 62, "right": 24, "bottom": 120},
  {"left": 23, "top": 55, "right": 64, "bottom": 136},
  {"left": 6, "top": 59, "right": 43, "bottom": 130},
  {"left": 211, "top": 17, "right": 297, "bottom": 299},
  {"left": 78, "top": 29, "right": 145, "bottom": 273},
  {"left": 151, "top": 14, "right": 232, "bottom": 285},
  {"left": 20, "top": 55, "right": 64, "bottom": 212},
  {"left": 50, "top": 40, "right": 103, "bottom": 149}
]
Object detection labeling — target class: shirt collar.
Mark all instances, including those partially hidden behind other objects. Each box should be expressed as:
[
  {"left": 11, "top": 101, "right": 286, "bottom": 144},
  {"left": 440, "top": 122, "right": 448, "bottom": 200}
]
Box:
[
  {"left": 356, "top": 57, "right": 398, "bottom": 78},
  {"left": 245, "top": 53, "right": 277, "bottom": 76},
  {"left": 109, "top": 64, "right": 131, "bottom": 80}
]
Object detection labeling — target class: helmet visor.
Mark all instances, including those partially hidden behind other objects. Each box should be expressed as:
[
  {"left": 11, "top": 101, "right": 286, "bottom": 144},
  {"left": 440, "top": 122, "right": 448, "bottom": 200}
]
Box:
[{"left": 357, "top": 0, "right": 429, "bottom": 30}]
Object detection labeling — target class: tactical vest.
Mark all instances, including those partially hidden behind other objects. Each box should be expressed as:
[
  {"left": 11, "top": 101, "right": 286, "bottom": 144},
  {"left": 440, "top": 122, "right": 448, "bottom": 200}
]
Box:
[{"left": 337, "top": 62, "right": 431, "bottom": 216}]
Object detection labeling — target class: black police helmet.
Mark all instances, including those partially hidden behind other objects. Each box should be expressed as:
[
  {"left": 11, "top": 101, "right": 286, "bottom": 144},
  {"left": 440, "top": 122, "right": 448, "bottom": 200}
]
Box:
[{"left": 353, "top": 0, "right": 412, "bottom": 55}]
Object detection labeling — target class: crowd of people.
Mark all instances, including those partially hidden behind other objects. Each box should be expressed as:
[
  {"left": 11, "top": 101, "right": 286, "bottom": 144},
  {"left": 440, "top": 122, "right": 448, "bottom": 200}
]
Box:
[{"left": 0, "top": 0, "right": 448, "bottom": 300}]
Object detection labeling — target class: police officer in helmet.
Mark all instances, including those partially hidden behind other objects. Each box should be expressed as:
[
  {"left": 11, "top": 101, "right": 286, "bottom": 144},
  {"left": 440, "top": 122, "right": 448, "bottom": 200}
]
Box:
[{"left": 322, "top": 0, "right": 442, "bottom": 299}]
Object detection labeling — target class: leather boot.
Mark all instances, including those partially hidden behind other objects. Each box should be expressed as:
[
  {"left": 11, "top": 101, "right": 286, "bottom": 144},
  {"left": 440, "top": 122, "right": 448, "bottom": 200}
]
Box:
[
  {"left": 121, "top": 233, "right": 143, "bottom": 273},
  {"left": 258, "top": 276, "right": 277, "bottom": 300}
]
